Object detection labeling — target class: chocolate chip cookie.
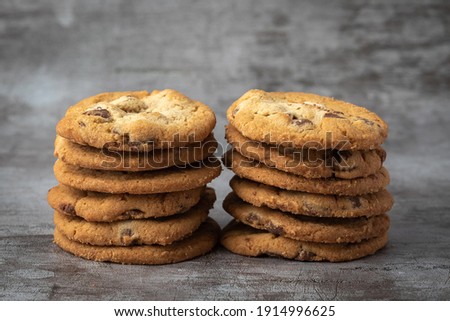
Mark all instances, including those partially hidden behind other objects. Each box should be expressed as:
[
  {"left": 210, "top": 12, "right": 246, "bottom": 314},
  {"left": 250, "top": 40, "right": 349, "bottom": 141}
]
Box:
[
  {"left": 54, "top": 134, "right": 217, "bottom": 171},
  {"left": 48, "top": 184, "right": 204, "bottom": 222},
  {"left": 223, "top": 193, "right": 390, "bottom": 243},
  {"left": 54, "top": 188, "right": 215, "bottom": 246},
  {"left": 224, "top": 150, "right": 389, "bottom": 196},
  {"left": 226, "top": 125, "right": 385, "bottom": 179},
  {"left": 221, "top": 220, "right": 388, "bottom": 262},
  {"left": 54, "top": 157, "right": 222, "bottom": 194},
  {"left": 54, "top": 218, "right": 220, "bottom": 265},
  {"left": 57, "top": 89, "right": 216, "bottom": 151},
  {"left": 230, "top": 176, "right": 393, "bottom": 218},
  {"left": 227, "top": 89, "right": 387, "bottom": 150}
]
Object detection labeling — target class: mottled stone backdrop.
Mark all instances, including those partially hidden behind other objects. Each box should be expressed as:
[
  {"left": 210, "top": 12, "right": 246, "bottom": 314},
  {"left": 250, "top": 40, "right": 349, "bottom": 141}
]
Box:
[{"left": 1, "top": 0, "right": 449, "bottom": 300}]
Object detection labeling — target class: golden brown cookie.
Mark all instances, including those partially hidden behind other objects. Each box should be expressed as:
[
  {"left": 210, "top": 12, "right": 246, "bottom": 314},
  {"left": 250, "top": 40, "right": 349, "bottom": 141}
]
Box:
[
  {"left": 224, "top": 150, "right": 389, "bottom": 196},
  {"left": 57, "top": 89, "right": 216, "bottom": 151},
  {"left": 226, "top": 125, "right": 385, "bottom": 179},
  {"left": 223, "top": 193, "right": 390, "bottom": 243},
  {"left": 230, "top": 176, "right": 394, "bottom": 218},
  {"left": 227, "top": 89, "right": 387, "bottom": 150},
  {"left": 54, "top": 218, "right": 220, "bottom": 265},
  {"left": 54, "top": 134, "right": 217, "bottom": 171},
  {"left": 47, "top": 184, "right": 204, "bottom": 222},
  {"left": 54, "top": 157, "right": 222, "bottom": 194},
  {"left": 53, "top": 188, "right": 215, "bottom": 246},
  {"left": 220, "top": 220, "right": 388, "bottom": 262}
]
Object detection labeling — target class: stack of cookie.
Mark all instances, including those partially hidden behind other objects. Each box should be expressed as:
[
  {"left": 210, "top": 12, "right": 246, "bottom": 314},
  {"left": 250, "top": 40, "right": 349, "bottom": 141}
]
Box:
[
  {"left": 221, "top": 90, "right": 393, "bottom": 262},
  {"left": 48, "top": 89, "right": 222, "bottom": 265}
]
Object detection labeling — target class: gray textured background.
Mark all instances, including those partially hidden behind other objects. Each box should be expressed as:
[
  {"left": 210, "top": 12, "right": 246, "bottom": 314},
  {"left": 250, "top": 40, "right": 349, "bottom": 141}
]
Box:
[{"left": 1, "top": 0, "right": 450, "bottom": 300}]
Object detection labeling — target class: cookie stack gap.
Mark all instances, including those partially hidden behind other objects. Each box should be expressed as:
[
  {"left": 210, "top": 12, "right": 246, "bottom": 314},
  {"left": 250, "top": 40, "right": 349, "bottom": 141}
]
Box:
[
  {"left": 221, "top": 89, "right": 393, "bottom": 262},
  {"left": 48, "top": 89, "right": 221, "bottom": 265}
]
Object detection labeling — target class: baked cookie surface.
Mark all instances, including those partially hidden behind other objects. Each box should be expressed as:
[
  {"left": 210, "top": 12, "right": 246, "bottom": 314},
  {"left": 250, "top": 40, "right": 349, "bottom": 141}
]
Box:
[
  {"left": 230, "top": 176, "right": 393, "bottom": 218},
  {"left": 54, "top": 218, "right": 220, "bottom": 265},
  {"left": 227, "top": 89, "right": 387, "bottom": 150},
  {"left": 226, "top": 125, "right": 385, "bottom": 179},
  {"left": 53, "top": 188, "right": 215, "bottom": 246},
  {"left": 57, "top": 89, "right": 216, "bottom": 151},
  {"left": 220, "top": 220, "right": 388, "bottom": 262},
  {"left": 54, "top": 157, "right": 222, "bottom": 194},
  {"left": 54, "top": 134, "right": 217, "bottom": 171},
  {"left": 224, "top": 150, "right": 389, "bottom": 196},
  {"left": 223, "top": 193, "right": 390, "bottom": 243},
  {"left": 48, "top": 184, "right": 204, "bottom": 222}
]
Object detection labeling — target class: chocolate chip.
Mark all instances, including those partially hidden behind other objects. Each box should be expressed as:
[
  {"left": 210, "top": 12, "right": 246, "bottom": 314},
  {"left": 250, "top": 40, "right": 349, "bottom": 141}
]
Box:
[
  {"left": 59, "top": 203, "right": 75, "bottom": 215},
  {"left": 246, "top": 212, "right": 259, "bottom": 224},
  {"left": 357, "top": 116, "right": 374, "bottom": 126},
  {"left": 266, "top": 222, "right": 284, "bottom": 236},
  {"left": 232, "top": 107, "right": 240, "bottom": 116},
  {"left": 329, "top": 150, "right": 356, "bottom": 170},
  {"left": 83, "top": 107, "right": 111, "bottom": 118},
  {"left": 78, "top": 121, "right": 86, "bottom": 127},
  {"left": 323, "top": 112, "right": 345, "bottom": 119},
  {"left": 121, "top": 228, "right": 133, "bottom": 236},
  {"left": 292, "top": 118, "right": 313, "bottom": 126},
  {"left": 119, "top": 228, "right": 135, "bottom": 245},
  {"left": 287, "top": 113, "right": 313, "bottom": 127},
  {"left": 348, "top": 196, "right": 362, "bottom": 208},
  {"left": 297, "top": 250, "right": 317, "bottom": 261},
  {"left": 303, "top": 203, "right": 319, "bottom": 215}
]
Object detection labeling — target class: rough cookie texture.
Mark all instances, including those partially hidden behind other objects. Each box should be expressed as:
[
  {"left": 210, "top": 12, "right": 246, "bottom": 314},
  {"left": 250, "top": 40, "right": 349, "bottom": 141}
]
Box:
[
  {"left": 224, "top": 150, "right": 389, "bottom": 196},
  {"left": 227, "top": 89, "right": 388, "bottom": 150},
  {"left": 223, "top": 193, "right": 390, "bottom": 243},
  {"left": 54, "top": 134, "right": 217, "bottom": 171},
  {"left": 48, "top": 184, "right": 204, "bottom": 222},
  {"left": 53, "top": 188, "right": 215, "bottom": 246},
  {"left": 57, "top": 89, "right": 216, "bottom": 151},
  {"left": 220, "top": 220, "right": 388, "bottom": 262},
  {"left": 226, "top": 125, "right": 385, "bottom": 179},
  {"left": 54, "top": 157, "right": 222, "bottom": 194},
  {"left": 54, "top": 218, "right": 220, "bottom": 265},
  {"left": 230, "top": 176, "right": 393, "bottom": 218}
]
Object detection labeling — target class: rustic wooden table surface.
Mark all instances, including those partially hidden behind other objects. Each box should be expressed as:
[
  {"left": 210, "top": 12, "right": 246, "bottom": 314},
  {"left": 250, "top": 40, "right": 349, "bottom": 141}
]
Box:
[{"left": 1, "top": 0, "right": 449, "bottom": 300}]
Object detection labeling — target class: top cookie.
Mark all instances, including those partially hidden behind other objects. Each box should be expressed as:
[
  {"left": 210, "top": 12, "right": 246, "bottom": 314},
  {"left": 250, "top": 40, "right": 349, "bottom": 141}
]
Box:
[
  {"left": 57, "top": 89, "right": 216, "bottom": 151},
  {"left": 227, "top": 89, "right": 388, "bottom": 150}
]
